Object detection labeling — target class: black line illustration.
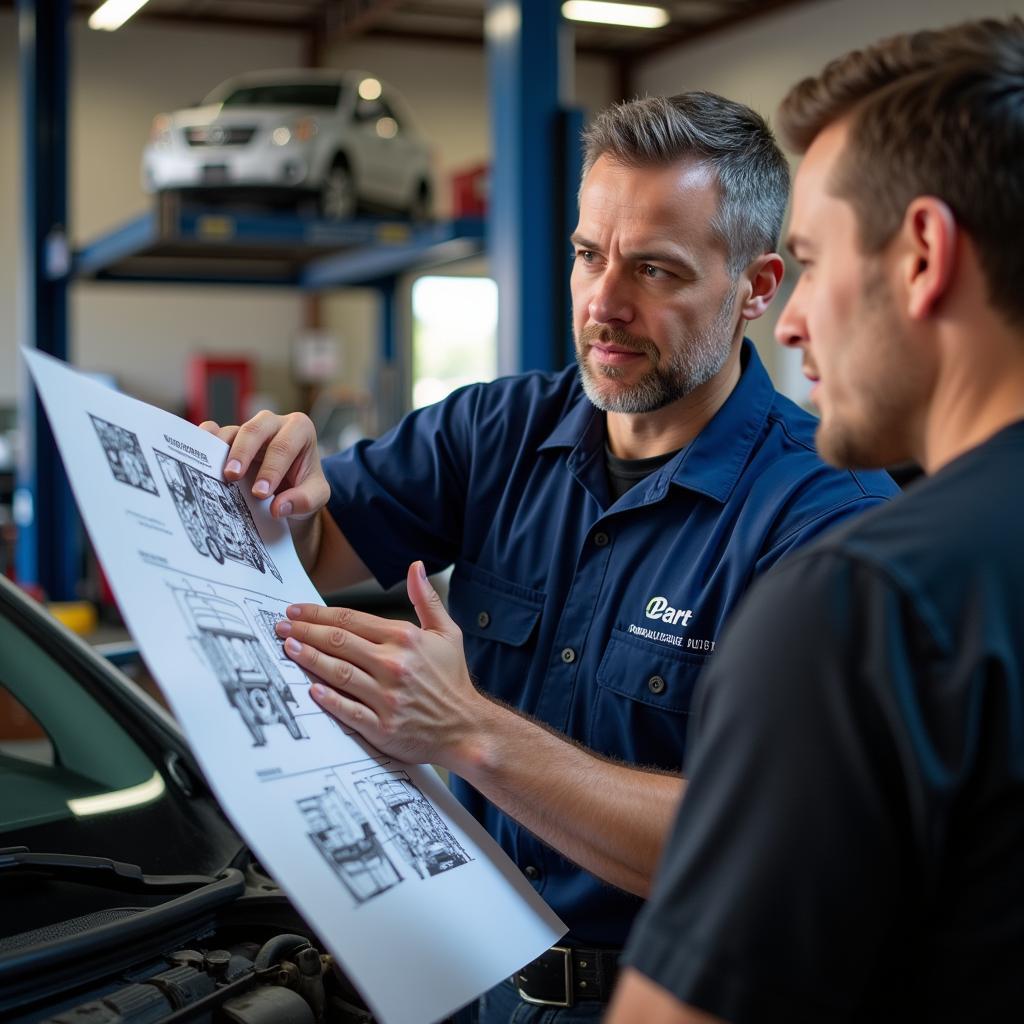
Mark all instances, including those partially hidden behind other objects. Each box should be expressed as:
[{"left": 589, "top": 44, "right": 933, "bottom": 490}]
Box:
[
  {"left": 300, "top": 786, "right": 404, "bottom": 905},
  {"left": 173, "top": 585, "right": 306, "bottom": 746},
  {"left": 255, "top": 608, "right": 290, "bottom": 661},
  {"left": 89, "top": 413, "right": 159, "bottom": 495},
  {"left": 155, "top": 450, "right": 281, "bottom": 582},
  {"left": 299, "top": 768, "right": 470, "bottom": 906},
  {"left": 355, "top": 768, "right": 472, "bottom": 879}
]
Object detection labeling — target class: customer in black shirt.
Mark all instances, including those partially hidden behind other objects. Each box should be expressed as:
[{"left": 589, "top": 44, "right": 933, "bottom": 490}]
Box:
[{"left": 607, "top": 17, "right": 1024, "bottom": 1024}]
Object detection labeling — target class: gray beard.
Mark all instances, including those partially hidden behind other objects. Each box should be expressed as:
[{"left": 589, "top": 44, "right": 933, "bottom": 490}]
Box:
[{"left": 576, "top": 287, "right": 738, "bottom": 414}]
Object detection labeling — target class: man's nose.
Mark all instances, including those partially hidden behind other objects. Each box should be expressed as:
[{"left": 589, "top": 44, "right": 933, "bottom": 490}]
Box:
[
  {"left": 588, "top": 267, "right": 634, "bottom": 325},
  {"left": 774, "top": 291, "right": 807, "bottom": 350}
]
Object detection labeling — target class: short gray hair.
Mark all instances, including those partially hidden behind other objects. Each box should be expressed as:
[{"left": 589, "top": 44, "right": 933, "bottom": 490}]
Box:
[{"left": 581, "top": 92, "right": 790, "bottom": 274}]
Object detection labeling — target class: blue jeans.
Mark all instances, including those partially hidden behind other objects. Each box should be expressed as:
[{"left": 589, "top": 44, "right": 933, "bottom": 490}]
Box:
[{"left": 450, "top": 978, "right": 607, "bottom": 1024}]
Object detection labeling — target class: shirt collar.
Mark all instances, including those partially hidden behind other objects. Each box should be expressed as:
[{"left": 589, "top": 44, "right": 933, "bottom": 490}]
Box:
[{"left": 537, "top": 339, "right": 775, "bottom": 505}]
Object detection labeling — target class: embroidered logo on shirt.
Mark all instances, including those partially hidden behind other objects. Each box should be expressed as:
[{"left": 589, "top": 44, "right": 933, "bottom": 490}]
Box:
[
  {"left": 625, "top": 596, "right": 717, "bottom": 652},
  {"left": 645, "top": 596, "right": 693, "bottom": 627}
]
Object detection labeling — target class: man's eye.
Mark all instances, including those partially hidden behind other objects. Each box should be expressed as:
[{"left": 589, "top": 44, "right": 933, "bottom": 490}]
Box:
[
  {"left": 641, "top": 264, "right": 665, "bottom": 279},
  {"left": 577, "top": 250, "right": 596, "bottom": 263}
]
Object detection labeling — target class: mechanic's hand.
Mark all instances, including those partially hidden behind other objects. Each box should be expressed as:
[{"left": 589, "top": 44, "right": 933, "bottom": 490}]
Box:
[
  {"left": 199, "top": 411, "right": 330, "bottom": 521},
  {"left": 276, "top": 561, "right": 487, "bottom": 770}
]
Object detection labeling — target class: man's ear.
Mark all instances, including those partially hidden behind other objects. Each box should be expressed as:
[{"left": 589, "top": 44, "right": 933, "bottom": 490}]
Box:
[
  {"left": 902, "top": 197, "right": 957, "bottom": 321},
  {"left": 739, "top": 253, "right": 785, "bottom": 321}
]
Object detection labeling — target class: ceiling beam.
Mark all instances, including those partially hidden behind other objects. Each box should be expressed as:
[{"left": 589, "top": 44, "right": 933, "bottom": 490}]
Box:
[
  {"left": 324, "top": 0, "right": 406, "bottom": 47},
  {"left": 633, "top": 0, "right": 825, "bottom": 59}
]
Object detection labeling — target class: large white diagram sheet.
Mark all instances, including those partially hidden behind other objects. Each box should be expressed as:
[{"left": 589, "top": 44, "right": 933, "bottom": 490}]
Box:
[{"left": 25, "top": 349, "right": 565, "bottom": 1024}]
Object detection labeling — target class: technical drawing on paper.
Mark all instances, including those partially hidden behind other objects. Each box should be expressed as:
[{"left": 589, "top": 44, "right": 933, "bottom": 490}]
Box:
[
  {"left": 88, "top": 414, "right": 159, "bottom": 496},
  {"left": 172, "top": 584, "right": 307, "bottom": 746},
  {"left": 255, "top": 608, "right": 290, "bottom": 662},
  {"left": 154, "top": 450, "right": 281, "bottom": 581},
  {"left": 300, "top": 786, "right": 404, "bottom": 905},
  {"left": 300, "top": 765, "right": 471, "bottom": 906}
]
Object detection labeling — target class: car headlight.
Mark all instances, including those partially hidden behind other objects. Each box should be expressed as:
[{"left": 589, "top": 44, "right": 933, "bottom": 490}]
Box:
[
  {"left": 271, "top": 116, "right": 319, "bottom": 146},
  {"left": 149, "top": 114, "right": 173, "bottom": 148}
]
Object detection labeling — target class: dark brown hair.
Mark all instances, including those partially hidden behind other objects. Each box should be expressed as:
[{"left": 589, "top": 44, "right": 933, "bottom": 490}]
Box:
[{"left": 778, "top": 18, "right": 1024, "bottom": 324}]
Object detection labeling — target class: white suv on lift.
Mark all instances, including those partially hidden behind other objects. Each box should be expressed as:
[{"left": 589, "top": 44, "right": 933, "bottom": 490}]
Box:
[{"left": 142, "top": 69, "right": 434, "bottom": 220}]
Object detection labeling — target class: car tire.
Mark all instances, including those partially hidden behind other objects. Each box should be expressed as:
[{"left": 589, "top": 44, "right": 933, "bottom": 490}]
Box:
[{"left": 320, "top": 160, "right": 357, "bottom": 221}]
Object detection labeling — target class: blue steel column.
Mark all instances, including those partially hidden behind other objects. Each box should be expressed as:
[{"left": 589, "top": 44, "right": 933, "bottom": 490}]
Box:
[
  {"left": 16, "top": 0, "right": 78, "bottom": 599},
  {"left": 486, "top": 0, "right": 567, "bottom": 374},
  {"left": 374, "top": 276, "right": 404, "bottom": 433}
]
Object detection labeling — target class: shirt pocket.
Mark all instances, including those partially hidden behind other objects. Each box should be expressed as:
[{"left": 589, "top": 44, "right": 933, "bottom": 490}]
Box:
[
  {"left": 448, "top": 562, "right": 545, "bottom": 703},
  {"left": 589, "top": 628, "right": 710, "bottom": 771}
]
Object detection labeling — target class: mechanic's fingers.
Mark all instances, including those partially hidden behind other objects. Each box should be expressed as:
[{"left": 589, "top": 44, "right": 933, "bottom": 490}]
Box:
[
  {"left": 282, "top": 633, "right": 377, "bottom": 705},
  {"left": 268, "top": 479, "right": 331, "bottom": 520},
  {"left": 221, "top": 410, "right": 287, "bottom": 484},
  {"left": 282, "top": 603, "right": 409, "bottom": 645},
  {"left": 310, "top": 681, "right": 382, "bottom": 742},
  {"left": 407, "top": 561, "right": 455, "bottom": 636},
  {"left": 247, "top": 412, "right": 321, "bottom": 500},
  {"left": 199, "top": 421, "right": 242, "bottom": 447},
  {"left": 279, "top": 619, "right": 397, "bottom": 682}
]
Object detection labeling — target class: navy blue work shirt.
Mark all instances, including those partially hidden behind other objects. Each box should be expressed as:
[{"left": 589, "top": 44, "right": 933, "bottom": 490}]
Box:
[{"left": 323, "top": 341, "right": 898, "bottom": 946}]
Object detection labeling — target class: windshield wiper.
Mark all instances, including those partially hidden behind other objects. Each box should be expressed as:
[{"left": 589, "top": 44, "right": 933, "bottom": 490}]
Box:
[{"left": 0, "top": 846, "right": 221, "bottom": 893}]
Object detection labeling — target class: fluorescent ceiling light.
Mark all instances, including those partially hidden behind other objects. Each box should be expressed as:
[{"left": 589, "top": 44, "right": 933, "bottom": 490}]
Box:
[
  {"left": 562, "top": 1, "right": 670, "bottom": 29},
  {"left": 88, "top": 0, "right": 150, "bottom": 31}
]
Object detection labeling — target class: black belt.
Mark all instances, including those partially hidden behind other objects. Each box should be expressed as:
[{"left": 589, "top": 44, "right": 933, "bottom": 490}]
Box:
[{"left": 513, "top": 945, "right": 621, "bottom": 1007}]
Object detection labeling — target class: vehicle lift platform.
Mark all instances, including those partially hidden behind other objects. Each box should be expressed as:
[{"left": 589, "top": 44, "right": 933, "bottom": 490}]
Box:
[{"left": 72, "top": 196, "right": 486, "bottom": 288}]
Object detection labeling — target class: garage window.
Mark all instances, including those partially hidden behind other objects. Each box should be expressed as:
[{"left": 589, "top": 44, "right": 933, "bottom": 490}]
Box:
[{"left": 412, "top": 276, "right": 498, "bottom": 409}]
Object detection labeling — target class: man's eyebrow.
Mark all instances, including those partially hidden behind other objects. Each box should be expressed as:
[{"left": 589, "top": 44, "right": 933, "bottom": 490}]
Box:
[{"left": 570, "top": 233, "right": 598, "bottom": 249}]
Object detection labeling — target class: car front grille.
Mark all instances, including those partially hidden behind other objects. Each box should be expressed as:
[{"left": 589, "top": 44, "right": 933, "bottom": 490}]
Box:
[{"left": 184, "top": 126, "right": 256, "bottom": 147}]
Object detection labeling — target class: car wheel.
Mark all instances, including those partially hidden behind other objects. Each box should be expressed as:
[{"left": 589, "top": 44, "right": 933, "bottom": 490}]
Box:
[{"left": 320, "top": 161, "right": 357, "bottom": 221}]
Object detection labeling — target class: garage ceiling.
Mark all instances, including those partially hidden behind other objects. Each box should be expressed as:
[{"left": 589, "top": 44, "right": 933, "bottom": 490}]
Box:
[{"left": 41, "top": 0, "right": 823, "bottom": 61}]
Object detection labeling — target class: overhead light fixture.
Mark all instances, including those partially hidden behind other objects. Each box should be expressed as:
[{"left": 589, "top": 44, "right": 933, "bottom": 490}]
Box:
[
  {"left": 562, "top": 1, "right": 670, "bottom": 29},
  {"left": 88, "top": 0, "right": 151, "bottom": 32}
]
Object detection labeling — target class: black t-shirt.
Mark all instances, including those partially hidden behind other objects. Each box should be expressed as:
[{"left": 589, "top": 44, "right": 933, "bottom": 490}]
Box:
[
  {"left": 605, "top": 445, "right": 682, "bottom": 501},
  {"left": 624, "top": 422, "right": 1024, "bottom": 1023}
]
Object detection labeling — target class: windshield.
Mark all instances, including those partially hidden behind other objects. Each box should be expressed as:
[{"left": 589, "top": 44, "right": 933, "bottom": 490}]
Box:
[
  {"left": 0, "top": 587, "right": 240, "bottom": 875},
  {"left": 217, "top": 83, "right": 342, "bottom": 108},
  {"left": 0, "top": 616, "right": 158, "bottom": 834}
]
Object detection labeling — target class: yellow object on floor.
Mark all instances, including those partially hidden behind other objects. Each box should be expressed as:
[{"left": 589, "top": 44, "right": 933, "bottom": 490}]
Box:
[{"left": 48, "top": 601, "right": 98, "bottom": 635}]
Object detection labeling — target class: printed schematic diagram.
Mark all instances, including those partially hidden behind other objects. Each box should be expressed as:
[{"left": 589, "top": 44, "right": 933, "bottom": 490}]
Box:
[
  {"left": 89, "top": 414, "right": 159, "bottom": 496},
  {"left": 300, "top": 786, "right": 403, "bottom": 905},
  {"left": 300, "top": 765, "right": 472, "bottom": 906},
  {"left": 155, "top": 451, "right": 281, "bottom": 581},
  {"left": 173, "top": 585, "right": 307, "bottom": 746}
]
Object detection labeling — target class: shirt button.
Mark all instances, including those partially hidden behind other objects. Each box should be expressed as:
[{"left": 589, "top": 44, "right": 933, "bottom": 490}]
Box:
[
  {"left": 593, "top": 531, "right": 610, "bottom": 547},
  {"left": 561, "top": 647, "right": 576, "bottom": 664},
  {"left": 648, "top": 675, "right": 666, "bottom": 695},
  {"left": 477, "top": 611, "right": 491, "bottom": 629},
  {"left": 524, "top": 865, "right": 540, "bottom": 880}
]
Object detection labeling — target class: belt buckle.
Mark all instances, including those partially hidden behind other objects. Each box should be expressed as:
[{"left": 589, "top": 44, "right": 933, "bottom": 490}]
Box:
[{"left": 516, "top": 945, "right": 572, "bottom": 1008}]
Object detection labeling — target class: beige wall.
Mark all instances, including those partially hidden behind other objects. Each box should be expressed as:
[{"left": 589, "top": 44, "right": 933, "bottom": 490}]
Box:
[{"left": 634, "top": 0, "right": 1024, "bottom": 399}]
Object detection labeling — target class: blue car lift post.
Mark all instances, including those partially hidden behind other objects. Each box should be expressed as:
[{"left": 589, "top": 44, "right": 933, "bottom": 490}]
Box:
[
  {"left": 17, "top": 0, "right": 78, "bottom": 600},
  {"left": 487, "top": 0, "right": 583, "bottom": 375}
]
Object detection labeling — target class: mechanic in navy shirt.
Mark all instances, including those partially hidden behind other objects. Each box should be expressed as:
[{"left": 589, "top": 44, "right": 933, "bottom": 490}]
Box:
[
  {"left": 205, "top": 92, "right": 896, "bottom": 1019},
  {"left": 608, "top": 18, "right": 1024, "bottom": 1024}
]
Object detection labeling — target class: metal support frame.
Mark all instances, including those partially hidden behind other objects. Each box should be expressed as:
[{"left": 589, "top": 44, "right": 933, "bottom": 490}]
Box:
[
  {"left": 16, "top": 0, "right": 78, "bottom": 599},
  {"left": 486, "top": 0, "right": 579, "bottom": 374}
]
